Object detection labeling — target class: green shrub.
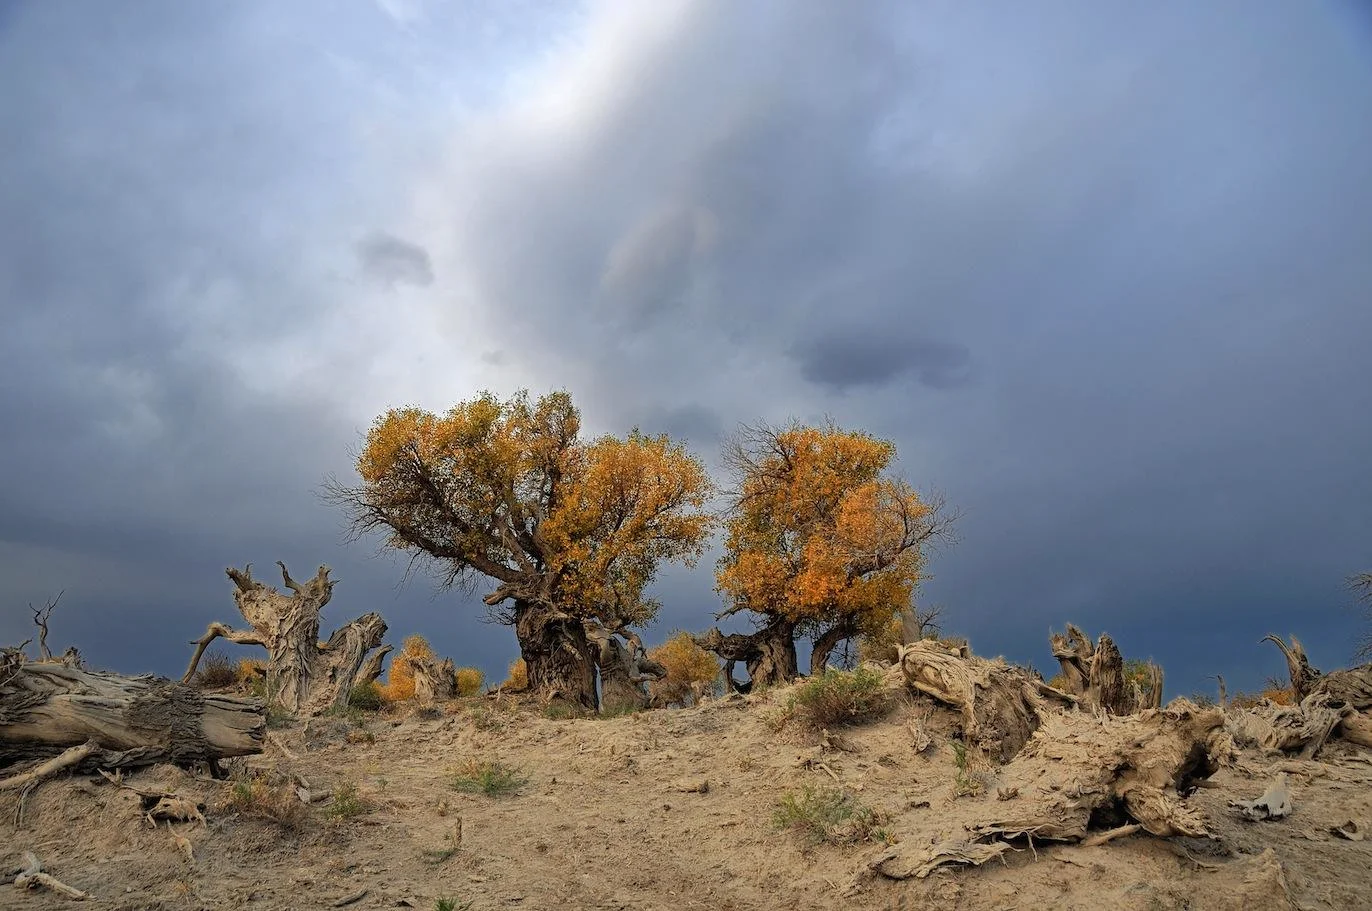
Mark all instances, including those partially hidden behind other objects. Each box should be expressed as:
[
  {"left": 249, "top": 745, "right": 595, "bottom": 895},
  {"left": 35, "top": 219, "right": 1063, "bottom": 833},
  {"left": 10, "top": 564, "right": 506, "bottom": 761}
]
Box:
[
  {"left": 772, "top": 786, "right": 887, "bottom": 845},
  {"left": 784, "top": 666, "right": 890, "bottom": 729},
  {"left": 325, "top": 781, "right": 372, "bottom": 819},
  {"left": 450, "top": 760, "right": 528, "bottom": 797},
  {"left": 348, "top": 682, "right": 383, "bottom": 711}
]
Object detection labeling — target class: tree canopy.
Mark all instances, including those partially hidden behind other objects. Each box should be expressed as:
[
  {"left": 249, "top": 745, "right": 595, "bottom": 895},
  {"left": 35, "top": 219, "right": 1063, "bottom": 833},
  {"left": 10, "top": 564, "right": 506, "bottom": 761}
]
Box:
[
  {"left": 701, "top": 421, "right": 957, "bottom": 686},
  {"left": 331, "top": 389, "right": 715, "bottom": 709}
]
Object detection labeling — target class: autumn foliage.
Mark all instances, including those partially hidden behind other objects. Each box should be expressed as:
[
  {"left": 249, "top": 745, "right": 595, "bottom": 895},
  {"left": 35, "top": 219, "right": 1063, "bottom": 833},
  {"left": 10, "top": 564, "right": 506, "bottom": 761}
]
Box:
[
  {"left": 379, "top": 635, "right": 434, "bottom": 703},
  {"left": 706, "top": 421, "right": 956, "bottom": 682},
  {"left": 333, "top": 389, "right": 715, "bottom": 710},
  {"left": 455, "top": 667, "right": 485, "bottom": 697},
  {"left": 647, "top": 632, "right": 721, "bottom": 706}
]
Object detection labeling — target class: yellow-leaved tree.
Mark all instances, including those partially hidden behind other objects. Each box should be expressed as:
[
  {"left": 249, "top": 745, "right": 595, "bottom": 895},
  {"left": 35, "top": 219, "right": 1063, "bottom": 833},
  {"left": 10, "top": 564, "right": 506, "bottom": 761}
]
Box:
[
  {"left": 329, "top": 389, "right": 715, "bottom": 712},
  {"left": 647, "top": 631, "right": 721, "bottom": 706},
  {"left": 696, "top": 421, "right": 956, "bottom": 690}
]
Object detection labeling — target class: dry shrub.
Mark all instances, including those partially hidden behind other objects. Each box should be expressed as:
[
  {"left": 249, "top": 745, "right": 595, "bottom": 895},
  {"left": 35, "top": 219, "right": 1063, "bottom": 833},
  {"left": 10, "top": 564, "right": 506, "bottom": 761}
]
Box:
[
  {"left": 194, "top": 650, "right": 239, "bottom": 689},
  {"left": 455, "top": 667, "right": 485, "bottom": 697},
  {"left": 236, "top": 657, "right": 267, "bottom": 683},
  {"left": 772, "top": 786, "right": 887, "bottom": 845},
  {"left": 785, "top": 666, "right": 890, "bottom": 729},
  {"left": 647, "top": 631, "right": 720, "bottom": 706},
  {"left": 379, "top": 635, "right": 434, "bottom": 702},
  {"left": 501, "top": 658, "right": 528, "bottom": 691},
  {"left": 348, "top": 681, "right": 383, "bottom": 711},
  {"left": 224, "top": 775, "right": 308, "bottom": 832}
]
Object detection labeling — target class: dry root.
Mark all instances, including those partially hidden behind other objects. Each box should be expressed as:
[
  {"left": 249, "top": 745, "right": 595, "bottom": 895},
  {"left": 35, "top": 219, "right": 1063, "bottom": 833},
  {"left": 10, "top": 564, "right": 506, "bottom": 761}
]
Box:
[{"left": 13, "top": 852, "right": 89, "bottom": 900}]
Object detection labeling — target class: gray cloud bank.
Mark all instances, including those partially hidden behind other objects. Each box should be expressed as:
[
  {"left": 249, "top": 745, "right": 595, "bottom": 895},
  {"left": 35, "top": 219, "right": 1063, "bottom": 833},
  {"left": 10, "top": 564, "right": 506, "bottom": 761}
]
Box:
[{"left": 2, "top": 1, "right": 1370, "bottom": 696}]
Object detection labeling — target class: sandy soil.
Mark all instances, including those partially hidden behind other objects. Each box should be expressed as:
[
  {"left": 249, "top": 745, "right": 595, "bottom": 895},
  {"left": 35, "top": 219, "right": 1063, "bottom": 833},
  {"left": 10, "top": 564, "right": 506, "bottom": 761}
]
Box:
[{"left": 4, "top": 683, "right": 1371, "bottom": 911}]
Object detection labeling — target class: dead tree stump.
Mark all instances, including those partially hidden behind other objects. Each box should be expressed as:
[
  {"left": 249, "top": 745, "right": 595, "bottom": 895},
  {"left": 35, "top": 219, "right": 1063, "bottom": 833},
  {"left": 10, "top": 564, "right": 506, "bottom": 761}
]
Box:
[
  {"left": 182, "top": 562, "right": 388, "bottom": 716},
  {"left": 1050, "top": 624, "right": 1162, "bottom": 714}
]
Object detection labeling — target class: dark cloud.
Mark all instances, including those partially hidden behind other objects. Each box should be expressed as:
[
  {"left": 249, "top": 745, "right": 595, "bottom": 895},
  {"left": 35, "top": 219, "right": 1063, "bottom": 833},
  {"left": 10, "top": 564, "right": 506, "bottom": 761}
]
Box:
[
  {"left": 792, "top": 333, "right": 971, "bottom": 392},
  {"left": 357, "top": 231, "right": 435, "bottom": 288},
  {"left": 3, "top": 0, "right": 1370, "bottom": 699}
]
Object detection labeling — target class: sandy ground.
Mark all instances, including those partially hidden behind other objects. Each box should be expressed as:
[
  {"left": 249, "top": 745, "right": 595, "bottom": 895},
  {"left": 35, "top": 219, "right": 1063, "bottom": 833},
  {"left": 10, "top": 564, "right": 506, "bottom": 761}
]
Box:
[{"left": 4, "top": 683, "right": 1372, "bottom": 911}]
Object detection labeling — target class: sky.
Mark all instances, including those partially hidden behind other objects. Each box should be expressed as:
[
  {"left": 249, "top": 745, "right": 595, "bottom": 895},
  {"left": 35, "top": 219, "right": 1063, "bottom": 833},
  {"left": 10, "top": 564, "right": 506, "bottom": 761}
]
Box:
[{"left": 2, "top": 0, "right": 1370, "bottom": 697}]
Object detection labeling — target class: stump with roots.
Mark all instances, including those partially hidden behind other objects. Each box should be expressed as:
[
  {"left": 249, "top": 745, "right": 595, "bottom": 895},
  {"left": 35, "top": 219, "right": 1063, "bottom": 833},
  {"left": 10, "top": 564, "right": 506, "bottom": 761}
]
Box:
[
  {"left": 182, "top": 562, "right": 389, "bottom": 717},
  {"left": 591, "top": 627, "right": 666, "bottom": 715},
  {"left": 1050, "top": 624, "right": 1163, "bottom": 715}
]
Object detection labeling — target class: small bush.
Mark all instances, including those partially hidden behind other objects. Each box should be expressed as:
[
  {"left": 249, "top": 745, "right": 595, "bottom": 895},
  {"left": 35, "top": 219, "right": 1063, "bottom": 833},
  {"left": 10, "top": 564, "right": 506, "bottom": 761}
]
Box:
[
  {"left": 348, "top": 682, "right": 383, "bottom": 711},
  {"left": 236, "top": 657, "right": 268, "bottom": 684},
  {"left": 784, "top": 666, "right": 890, "bottom": 729},
  {"left": 772, "top": 786, "right": 887, "bottom": 845},
  {"left": 434, "top": 899, "right": 472, "bottom": 911},
  {"left": 951, "top": 739, "right": 984, "bottom": 797},
  {"left": 450, "top": 759, "right": 528, "bottom": 797},
  {"left": 855, "top": 615, "right": 906, "bottom": 666},
  {"left": 194, "top": 650, "right": 239, "bottom": 689},
  {"left": 501, "top": 658, "right": 529, "bottom": 691},
  {"left": 325, "top": 781, "right": 372, "bottom": 819},
  {"left": 647, "top": 632, "right": 721, "bottom": 706},
  {"left": 455, "top": 667, "right": 485, "bottom": 697},
  {"left": 224, "top": 775, "right": 308, "bottom": 832}
]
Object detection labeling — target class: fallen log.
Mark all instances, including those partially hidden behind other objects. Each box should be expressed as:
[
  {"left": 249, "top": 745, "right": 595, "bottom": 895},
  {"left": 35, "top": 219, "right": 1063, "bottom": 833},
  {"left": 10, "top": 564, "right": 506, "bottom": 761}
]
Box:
[
  {"left": 898, "top": 639, "right": 1076, "bottom": 762},
  {"left": 1, "top": 662, "right": 263, "bottom": 769},
  {"left": 1227, "top": 692, "right": 1352, "bottom": 758}
]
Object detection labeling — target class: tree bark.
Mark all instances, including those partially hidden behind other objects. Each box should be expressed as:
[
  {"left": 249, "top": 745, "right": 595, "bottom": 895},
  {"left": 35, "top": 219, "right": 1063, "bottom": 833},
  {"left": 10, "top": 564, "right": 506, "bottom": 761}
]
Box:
[
  {"left": 358, "top": 645, "right": 394, "bottom": 686},
  {"left": 2, "top": 663, "right": 263, "bottom": 768},
  {"left": 1049, "top": 625, "right": 1155, "bottom": 715},
  {"left": 411, "top": 656, "right": 458, "bottom": 703},
  {"left": 694, "top": 618, "right": 798, "bottom": 692},
  {"left": 514, "top": 602, "right": 598, "bottom": 712},
  {"left": 594, "top": 629, "right": 666, "bottom": 714},
  {"left": 181, "top": 563, "right": 389, "bottom": 717},
  {"left": 810, "top": 618, "right": 858, "bottom": 676}
]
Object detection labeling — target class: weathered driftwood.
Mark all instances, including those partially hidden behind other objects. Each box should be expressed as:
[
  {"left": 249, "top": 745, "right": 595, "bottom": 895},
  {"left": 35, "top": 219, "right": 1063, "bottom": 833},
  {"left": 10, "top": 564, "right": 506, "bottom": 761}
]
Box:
[
  {"left": 1050, "top": 624, "right": 1162, "bottom": 715},
  {"left": 870, "top": 839, "right": 1014, "bottom": 880},
  {"left": 13, "top": 852, "right": 89, "bottom": 900},
  {"left": 1, "top": 663, "right": 264, "bottom": 770},
  {"left": 898, "top": 639, "right": 1076, "bottom": 762},
  {"left": 1262, "top": 634, "right": 1372, "bottom": 708},
  {"left": 411, "top": 655, "right": 458, "bottom": 703},
  {"left": 182, "top": 563, "right": 388, "bottom": 716},
  {"left": 971, "top": 700, "right": 1223, "bottom": 842},
  {"left": 358, "top": 645, "right": 394, "bottom": 687},
  {"left": 1227, "top": 692, "right": 1353, "bottom": 758}
]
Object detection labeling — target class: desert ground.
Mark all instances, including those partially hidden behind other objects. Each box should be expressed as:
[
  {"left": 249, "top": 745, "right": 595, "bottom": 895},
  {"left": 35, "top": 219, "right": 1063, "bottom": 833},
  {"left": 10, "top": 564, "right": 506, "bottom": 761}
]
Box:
[{"left": 4, "top": 671, "right": 1371, "bottom": 911}]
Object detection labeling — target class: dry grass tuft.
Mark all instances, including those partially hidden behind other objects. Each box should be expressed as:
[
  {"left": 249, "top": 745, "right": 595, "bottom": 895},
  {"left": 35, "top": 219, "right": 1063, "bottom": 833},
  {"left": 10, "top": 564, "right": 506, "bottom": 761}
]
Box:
[
  {"left": 782, "top": 666, "right": 891, "bottom": 730},
  {"left": 772, "top": 786, "right": 888, "bottom": 845}
]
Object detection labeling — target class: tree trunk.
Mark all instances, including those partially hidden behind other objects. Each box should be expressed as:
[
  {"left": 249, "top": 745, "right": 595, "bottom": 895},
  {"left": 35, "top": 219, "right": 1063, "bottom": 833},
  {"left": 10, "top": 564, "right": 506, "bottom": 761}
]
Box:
[
  {"left": 1049, "top": 624, "right": 1152, "bottom": 715},
  {"left": 2, "top": 663, "right": 263, "bottom": 769},
  {"left": 411, "top": 656, "right": 458, "bottom": 703},
  {"left": 694, "top": 619, "right": 798, "bottom": 692},
  {"left": 181, "top": 563, "right": 389, "bottom": 717},
  {"left": 810, "top": 619, "right": 858, "bottom": 676},
  {"left": 514, "top": 602, "right": 598, "bottom": 712},
  {"left": 594, "top": 629, "right": 666, "bottom": 715},
  {"left": 358, "top": 645, "right": 394, "bottom": 686}
]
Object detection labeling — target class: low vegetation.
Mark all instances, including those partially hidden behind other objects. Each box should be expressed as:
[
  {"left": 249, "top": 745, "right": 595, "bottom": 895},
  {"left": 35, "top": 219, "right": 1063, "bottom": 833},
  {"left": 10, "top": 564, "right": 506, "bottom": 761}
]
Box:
[
  {"left": 325, "top": 781, "right": 372, "bottom": 819},
  {"left": 647, "top": 631, "right": 722, "bottom": 706},
  {"left": 783, "top": 666, "right": 891, "bottom": 730},
  {"left": 348, "top": 681, "right": 383, "bottom": 711},
  {"left": 192, "top": 649, "right": 238, "bottom": 689},
  {"left": 450, "top": 759, "right": 528, "bottom": 797},
  {"left": 772, "top": 786, "right": 888, "bottom": 845},
  {"left": 223, "top": 774, "right": 308, "bottom": 832}
]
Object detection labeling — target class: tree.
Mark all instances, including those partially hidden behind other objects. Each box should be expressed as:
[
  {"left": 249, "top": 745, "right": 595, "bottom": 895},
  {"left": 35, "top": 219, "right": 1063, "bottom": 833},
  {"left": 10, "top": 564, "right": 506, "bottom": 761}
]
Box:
[
  {"left": 696, "top": 421, "right": 957, "bottom": 690},
  {"left": 647, "top": 632, "right": 721, "bottom": 706},
  {"left": 329, "top": 389, "right": 715, "bottom": 712}
]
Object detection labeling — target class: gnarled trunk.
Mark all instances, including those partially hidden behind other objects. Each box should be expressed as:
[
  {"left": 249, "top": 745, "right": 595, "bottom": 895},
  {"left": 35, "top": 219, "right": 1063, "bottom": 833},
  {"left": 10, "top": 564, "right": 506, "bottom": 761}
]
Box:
[
  {"left": 594, "top": 630, "right": 667, "bottom": 714},
  {"left": 182, "top": 563, "right": 389, "bottom": 717},
  {"left": 810, "top": 618, "right": 858, "bottom": 676},
  {"left": 694, "top": 619, "right": 798, "bottom": 692},
  {"left": 1049, "top": 624, "right": 1159, "bottom": 715},
  {"left": 515, "top": 602, "right": 597, "bottom": 712},
  {"left": 411, "top": 656, "right": 458, "bottom": 703},
  {"left": 2, "top": 663, "right": 263, "bottom": 769}
]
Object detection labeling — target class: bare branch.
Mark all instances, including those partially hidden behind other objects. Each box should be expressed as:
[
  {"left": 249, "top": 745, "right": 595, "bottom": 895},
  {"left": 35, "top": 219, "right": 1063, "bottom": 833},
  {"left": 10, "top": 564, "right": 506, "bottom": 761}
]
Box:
[{"left": 28, "top": 591, "right": 63, "bottom": 662}]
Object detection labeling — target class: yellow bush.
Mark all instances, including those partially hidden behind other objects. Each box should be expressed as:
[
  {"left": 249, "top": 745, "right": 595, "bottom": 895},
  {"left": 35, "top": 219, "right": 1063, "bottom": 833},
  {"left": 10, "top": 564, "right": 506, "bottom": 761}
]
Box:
[
  {"left": 378, "top": 635, "right": 434, "bottom": 703},
  {"left": 501, "top": 658, "right": 528, "bottom": 691},
  {"left": 455, "top": 667, "right": 485, "bottom": 697},
  {"left": 236, "top": 658, "right": 267, "bottom": 683},
  {"left": 647, "top": 632, "right": 720, "bottom": 706}
]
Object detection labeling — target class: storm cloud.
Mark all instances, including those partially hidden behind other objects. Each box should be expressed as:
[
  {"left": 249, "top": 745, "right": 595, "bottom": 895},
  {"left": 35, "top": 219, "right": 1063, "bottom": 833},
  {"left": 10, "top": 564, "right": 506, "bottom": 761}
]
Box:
[{"left": 2, "top": 0, "right": 1370, "bottom": 695}]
